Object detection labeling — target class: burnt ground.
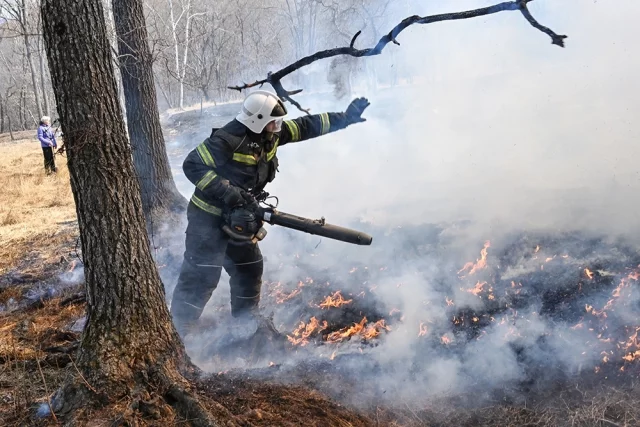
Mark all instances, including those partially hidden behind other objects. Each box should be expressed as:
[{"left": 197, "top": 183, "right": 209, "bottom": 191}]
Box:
[
  {"left": 2, "top": 281, "right": 639, "bottom": 427},
  {"left": 0, "top": 278, "right": 371, "bottom": 427},
  {"left": 3, "top": 229, "right": 640, "bottom": 426},
  {"left": 2, "top": 116, "right": 640, "bottom": 425}
]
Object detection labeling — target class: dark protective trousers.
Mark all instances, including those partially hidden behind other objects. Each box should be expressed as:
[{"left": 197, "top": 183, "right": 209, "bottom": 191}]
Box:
[
  {"left": 171, "top": 202, "right": 263, "bottom": 333},
  {"left": 42, "top": 147, "right": 57, "bottom": 174}
]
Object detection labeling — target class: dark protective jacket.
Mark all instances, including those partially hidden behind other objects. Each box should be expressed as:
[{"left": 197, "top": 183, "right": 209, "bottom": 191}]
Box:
[{"left": 183, "top": 112, "right": 351, "bottom": 215}]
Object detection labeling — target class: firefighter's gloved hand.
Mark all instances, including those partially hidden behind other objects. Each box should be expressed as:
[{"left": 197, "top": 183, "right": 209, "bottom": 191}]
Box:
[
  {"left": 227, "top": 206, "right": 263, "bottom": 237},
  {"left": 241, "top": 192, "right": 261, "bottom": 214},
  {"left": 345, "top": 97, "right": 370, "bottom": 124},
  {"left": 222, "top": 186, "right": 247, "bottom": 208}
]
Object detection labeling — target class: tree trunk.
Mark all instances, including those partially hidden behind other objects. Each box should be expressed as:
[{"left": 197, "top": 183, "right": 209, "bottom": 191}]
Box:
[
  {"left": 178, "top": 0, "right": 193, "bottom": 110},
  {"left": 8, "top": 108, "right": 15, "bottom": 140},
  {"left": 158, "top": 80, "right": 175, "bottom": 110},
  {"left": 201, "top": 86, "right": 210, "bottom": 102},
  {"left": 5, "top": 91, "right": 15, "bottom": 140},
  {"left": 168, "top": 0, "right": 185, "bottom": 110},
  {"left": 112, "top": 0, "right": 186, "bottom": 222},
  {"left": 21, "top": 1, "right": 44, "bottom": 121},
  {"left": 0, "top": 95, "right": 5, "bottom": 134},
  {"left": 19, "top": 86, "right": 26, "bottom": 130},
  {"left": 40, "top": 0, "right": 216, "bottom": 423},
  {"left": 38, "top": 49, "right": 51, "bottom": 116},
  {"left": 104, "top": 1, "right": 127, "bottom": 121}
]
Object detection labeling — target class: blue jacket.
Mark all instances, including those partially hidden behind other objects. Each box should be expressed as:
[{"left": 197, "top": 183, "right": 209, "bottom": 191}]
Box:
[{"left": 37, "top": 123, "right": 57, "bottom": 149}]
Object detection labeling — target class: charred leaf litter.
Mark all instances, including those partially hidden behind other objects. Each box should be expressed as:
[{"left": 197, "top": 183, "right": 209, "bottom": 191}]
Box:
[{"left": 185, "top": 225, "right": 640, "bottom": 409}]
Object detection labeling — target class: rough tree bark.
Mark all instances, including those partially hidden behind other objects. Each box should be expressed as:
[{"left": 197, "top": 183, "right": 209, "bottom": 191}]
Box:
[
  {"left": 41, "top": 0, "right": 219, "bottom": 423},
  {"left": 112, "top": 0, "right": 186, "bottom": 221}
]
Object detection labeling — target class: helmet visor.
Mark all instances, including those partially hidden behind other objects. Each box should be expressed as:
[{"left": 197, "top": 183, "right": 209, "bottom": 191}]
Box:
[{"left": 270, "top": 100, "right": 287, "bottom": 118}]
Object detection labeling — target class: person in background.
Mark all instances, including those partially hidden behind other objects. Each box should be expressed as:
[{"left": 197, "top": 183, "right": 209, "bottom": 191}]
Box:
[{"left": 37, "top": 116, "right": 57, "bottom": 175}]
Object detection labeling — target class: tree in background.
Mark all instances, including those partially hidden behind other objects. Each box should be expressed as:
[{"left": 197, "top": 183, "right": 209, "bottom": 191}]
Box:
[
  {"left": 1, "top": 0, "right": 47, "bottom": 119},
  {"left": 112, "top": 0, "right": 186, "bottom": 220}
]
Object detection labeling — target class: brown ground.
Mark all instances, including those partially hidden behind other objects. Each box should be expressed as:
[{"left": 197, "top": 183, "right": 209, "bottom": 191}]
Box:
[
  {"left": 2, "top": 135, "right": 639, "bottom": 426},
  {"left": 0, "top": 136, "right": 372, "bottom": 426}
]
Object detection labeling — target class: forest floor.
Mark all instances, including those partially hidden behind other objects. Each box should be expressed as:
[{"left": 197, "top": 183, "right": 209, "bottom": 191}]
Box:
[{"left": 2, "top": 133, "right": 640, "bottom": 426}]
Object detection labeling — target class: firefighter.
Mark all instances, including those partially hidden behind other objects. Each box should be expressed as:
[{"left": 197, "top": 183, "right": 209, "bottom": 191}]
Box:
[{"left": 171, "top": 90, "right": 370, "bottom": 334}]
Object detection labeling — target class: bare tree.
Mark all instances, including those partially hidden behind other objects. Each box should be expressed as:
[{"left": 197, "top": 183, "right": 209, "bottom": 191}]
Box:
[
  {"left": 1, "top": 0, "right": 44, "bottom": 119},
  {"left": 40, "top": 0, "right": 218, "bottom": 422},
  {"left": 0, "top": 43, "right": 38, "bottom": 129},
  {"left": 162, "top": 0, "right": 203, "bottom": 109},
  {"left": 112, "top": 0, "right": 186, "bottom": 220},
  {"left": 0, "top": 85, "right": 16, "bottom": 138}
]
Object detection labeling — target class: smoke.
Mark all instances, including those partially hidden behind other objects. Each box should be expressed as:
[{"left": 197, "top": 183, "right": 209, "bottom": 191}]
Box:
[{"left": 160, "top": 0, "right": 640, "bottom": 410}]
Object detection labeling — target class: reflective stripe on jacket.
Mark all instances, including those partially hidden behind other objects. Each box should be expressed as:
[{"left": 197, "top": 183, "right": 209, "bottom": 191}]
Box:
[{"left": 183, "top": 112, "right": 350, "bottom": 215}]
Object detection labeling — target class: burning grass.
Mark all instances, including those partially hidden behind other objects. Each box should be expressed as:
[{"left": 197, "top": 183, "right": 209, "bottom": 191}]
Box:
[
  {"left": 2, "top": 131, "right": 640, "bottom": 425},
  {"left": 258, "top": 235, "right": 640, "bottom": 377}
]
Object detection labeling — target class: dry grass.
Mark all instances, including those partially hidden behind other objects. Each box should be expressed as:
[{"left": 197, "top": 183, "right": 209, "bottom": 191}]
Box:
[
  {"left": 0, "top": 289, "right": 85, "bottom": 427},
  {"left": 0, "top": 136, "right": 77, "bottom": 276}
]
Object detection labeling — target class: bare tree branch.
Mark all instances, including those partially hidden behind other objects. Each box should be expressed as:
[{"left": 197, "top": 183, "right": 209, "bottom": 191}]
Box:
[
  {"left": 228, "top": 0, "right": 567, "bottom": 114},
  {"left": 349, "top": 30, "right": 361, "bottom": 49}
]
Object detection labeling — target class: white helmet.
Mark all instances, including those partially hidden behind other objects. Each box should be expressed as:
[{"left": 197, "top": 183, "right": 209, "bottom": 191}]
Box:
[{"left": 236, "top": 90, "right": 288, "bottom": 134}]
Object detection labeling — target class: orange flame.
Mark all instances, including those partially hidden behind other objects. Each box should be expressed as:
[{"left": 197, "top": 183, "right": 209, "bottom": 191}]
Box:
[
  {"left": 441, "top": 335, "right": 452, "bottom": 345},
  {"left": 326, "top": 317, "right": 390, "bottom": 343},
  {"left": 389, "top": 308, "right": 401, "bottom": 316},
  {"left": 287, "top": 317, "right": 328, "bottom": 346},
  {"left": 571, "top": 322, "right": 584, "bottom": 330},
  {"left": 445, "top": 297, "right": 454, "bottom": 306},
  {"left": 585, "top": 268, "right": 594, "bottom": 280},
  {"left": 622, "top": 351, "right": 640, "bottom": 362},
  {"left": 458, "top": 241, "right": 491, "bottom": 276},
  {"left": 275, "top": 288, "right": 301, "bottom": 304},
  {"left": 534, "top": 245, "right": 540, "bottom": 253},
  {"left": 318, "top": 291, "right": 353, "bottom": 309},
  {"left": 330, "top": 351, "right": 337, "bottom": 360},
  {"left": 467, "top": 281, "right": 487, "bottom": 296},
  {"left": 418, "top": 322, "right": 428, "bottom": 337}
]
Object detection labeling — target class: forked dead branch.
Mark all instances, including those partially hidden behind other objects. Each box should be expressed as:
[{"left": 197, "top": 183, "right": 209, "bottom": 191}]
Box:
[{"left": 229, "top": 0, "right": 567, "bottom": 113}]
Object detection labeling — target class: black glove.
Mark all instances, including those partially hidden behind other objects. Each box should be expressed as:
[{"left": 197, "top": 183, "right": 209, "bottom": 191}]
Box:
[
  {"left": 241, "top": 191, "right": 261, "bottom": 214},
  {"left": 221, "top": 186, "right": 246, "bottom": 208},
  {"left": 226, "top": 206, "right": 263, "bottom": 236},
  {"left": 345, "top": 97, "right": 370, "bottom": 124}
]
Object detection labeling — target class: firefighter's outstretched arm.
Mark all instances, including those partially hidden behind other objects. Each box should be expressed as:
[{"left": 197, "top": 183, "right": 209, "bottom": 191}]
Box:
[{"left": 280, "top": 97, "right": 370, "bottom": 146}]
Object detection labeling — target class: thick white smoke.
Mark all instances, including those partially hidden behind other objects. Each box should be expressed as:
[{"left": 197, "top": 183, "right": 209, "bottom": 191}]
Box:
[{"left": 161, "top": 0, "right": 640, "bottom": 408}]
